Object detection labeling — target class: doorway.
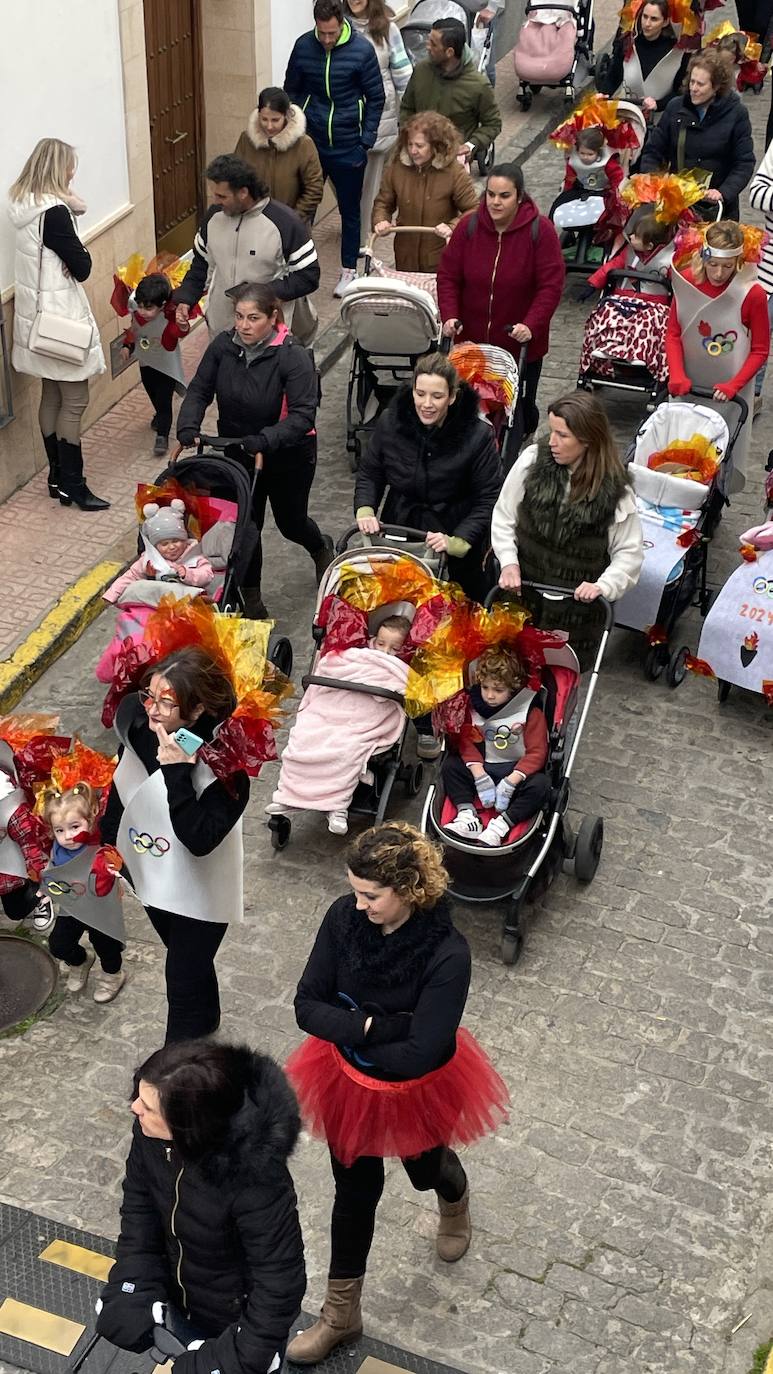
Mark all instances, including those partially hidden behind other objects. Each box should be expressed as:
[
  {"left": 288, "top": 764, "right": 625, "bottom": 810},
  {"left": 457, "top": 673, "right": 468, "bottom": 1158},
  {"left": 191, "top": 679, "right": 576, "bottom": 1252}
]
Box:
[{"left": 143, "top": 0, "right": 204, "bottom": 257}]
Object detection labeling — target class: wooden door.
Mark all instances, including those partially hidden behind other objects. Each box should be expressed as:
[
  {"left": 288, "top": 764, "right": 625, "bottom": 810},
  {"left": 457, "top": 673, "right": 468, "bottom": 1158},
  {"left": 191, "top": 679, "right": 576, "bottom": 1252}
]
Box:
[{"left": 143, "top": 0, "right": 204, "bottom": 256}]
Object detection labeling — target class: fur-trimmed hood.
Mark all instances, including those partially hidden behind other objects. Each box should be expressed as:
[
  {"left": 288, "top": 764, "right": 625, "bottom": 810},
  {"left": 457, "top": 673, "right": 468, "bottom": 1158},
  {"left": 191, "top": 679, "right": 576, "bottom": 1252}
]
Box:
[
  {"left": 197, "top": 1045, "right": 301, "bottom": 1186},
  {"left": 398, "top": 144, "right": 457, "bottom": 172},
  {"left": 245, "top": 103, "right": 308, "bottom": 152},
  {"left": 392, "top": 378, "right": 482, "bottom": 447}
]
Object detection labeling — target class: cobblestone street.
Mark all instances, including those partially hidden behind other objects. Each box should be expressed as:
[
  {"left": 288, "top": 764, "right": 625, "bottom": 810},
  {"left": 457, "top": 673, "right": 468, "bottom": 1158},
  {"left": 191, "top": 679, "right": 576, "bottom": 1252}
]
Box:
[{"left": 3, "top": 65, "right": 773, "bottom": 1374}]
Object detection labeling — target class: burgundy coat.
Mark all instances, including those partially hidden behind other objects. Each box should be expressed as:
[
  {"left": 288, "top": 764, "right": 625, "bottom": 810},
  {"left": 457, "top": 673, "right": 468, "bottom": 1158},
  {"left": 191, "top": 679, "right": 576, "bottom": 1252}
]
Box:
[{"left": 436, "top": 196, "right": 565, "bottom": 361}]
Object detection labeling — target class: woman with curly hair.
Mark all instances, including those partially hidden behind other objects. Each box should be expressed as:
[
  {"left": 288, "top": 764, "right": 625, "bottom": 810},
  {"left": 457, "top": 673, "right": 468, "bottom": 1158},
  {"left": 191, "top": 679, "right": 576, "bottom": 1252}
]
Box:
[
  {"left": 284, "top": 821, "right": 508, "bottom": 1366},
  {"left": 372, "top": 111, "right": 479, "bottom": 273}
]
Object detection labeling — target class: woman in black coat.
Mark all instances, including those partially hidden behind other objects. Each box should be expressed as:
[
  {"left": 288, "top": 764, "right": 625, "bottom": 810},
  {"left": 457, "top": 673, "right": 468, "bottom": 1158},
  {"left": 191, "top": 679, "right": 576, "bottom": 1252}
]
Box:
[
  {"left": 354, "top": 352, "right": 503, "bottom": 599},
  {"left": 284, "top": 822, "right": 508, "bottom": 1366},
  {"left": 96, "top": 1040, "right": 305, "bottom": 1374},
  {"left": 176, "top": 281, "right": 333, "bottom": 619},
  {"left": 639, "top": 48, "right": 755, "bottom": 221}
]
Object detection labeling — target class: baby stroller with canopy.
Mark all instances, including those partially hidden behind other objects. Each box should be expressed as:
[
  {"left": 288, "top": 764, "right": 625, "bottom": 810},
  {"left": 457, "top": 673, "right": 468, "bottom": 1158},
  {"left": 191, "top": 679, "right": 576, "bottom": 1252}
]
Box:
[
  {"left": 400, "top": 0, "right": 497, "bottom": 173},
  {"left": 578, "top": 264, "right": 671, "bottom": 406},
  {"left": 551, "top": 100, "right": 648, "bottom": 274},
  {"left": 615, "top": 392, "right": 746, "bottom": 686},
  {"left": 422, "top": 585, "right": 611, "bottom": 965},
  {"left": 513, "top": 0, "right": 596, "bottom": 108},
  {"left": 449, "top": 341, "right": 522, "bottom": 471}
]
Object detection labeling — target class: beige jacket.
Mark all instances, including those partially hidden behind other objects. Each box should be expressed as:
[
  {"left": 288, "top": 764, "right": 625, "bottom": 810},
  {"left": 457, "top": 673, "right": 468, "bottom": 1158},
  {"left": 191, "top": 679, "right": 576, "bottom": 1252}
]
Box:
[{"left": 234, "top": 105, "right": 324, "bottom": 221}]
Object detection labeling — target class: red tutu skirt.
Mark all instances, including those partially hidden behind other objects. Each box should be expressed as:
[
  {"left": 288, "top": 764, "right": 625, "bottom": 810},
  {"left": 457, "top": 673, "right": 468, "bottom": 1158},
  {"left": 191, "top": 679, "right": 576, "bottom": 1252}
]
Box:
[{"left": 285, "top": 1028, "right": 509, "bottom": 1167}]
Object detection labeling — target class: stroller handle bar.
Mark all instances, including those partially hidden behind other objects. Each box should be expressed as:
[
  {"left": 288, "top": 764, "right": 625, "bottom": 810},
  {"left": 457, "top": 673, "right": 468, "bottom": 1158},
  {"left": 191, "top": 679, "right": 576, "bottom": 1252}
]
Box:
[
  {"left": 194, "top": 435, "right": 246, "bottom": 452},
  {"left": 337, "top": 522, "right": 445, "bottom": 551},
  {"left": 602, "top": 267, "right": 670, "bottom": 289},
  {"left": 366, "top": 226, "right": 448, "bottom": 253},
  {"left": 302, "top": 673, "right": 405, "bottom": 704},
  {"left": 684, "top": 385, "right": 749, "bottom": 442},
  {"left": 484, "top": 580, "right": 615, "bottom": 635}
]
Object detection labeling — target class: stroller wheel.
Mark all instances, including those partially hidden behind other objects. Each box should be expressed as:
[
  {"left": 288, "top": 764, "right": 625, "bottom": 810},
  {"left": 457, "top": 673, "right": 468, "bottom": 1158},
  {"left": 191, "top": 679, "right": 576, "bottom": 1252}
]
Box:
[
  {"left": 501, "top": 931, "right": 523, "bottom": 966},
  {"left": 269, "top": 815, "right": 292, "bottom": 851},
  {"left": 666, "top": 645, "right": 689, "bottom": 689},
  {"left": 518, "top": 93, "right": 533, "bottom": 110},
  {"left": 717, "top": 678, "right": 732, "bottom": 704},
  {"left": 644, "top": 643, "right": 668, "bottom": 682},
  {"left": 574, "top": 815, "right": 603, "bottom": 883},
  {"left": 403, "top": 762, "right": 424, "bottom": 797},
  {"left": 268, "top": 632, "right": 293, "bottom": 679}
]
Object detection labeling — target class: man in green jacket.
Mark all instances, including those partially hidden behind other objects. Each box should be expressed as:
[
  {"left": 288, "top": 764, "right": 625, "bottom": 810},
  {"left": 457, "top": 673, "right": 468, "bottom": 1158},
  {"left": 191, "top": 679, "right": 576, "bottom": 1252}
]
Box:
[{"left": 400, "top": 17, "right": 502, "bottom": 165}]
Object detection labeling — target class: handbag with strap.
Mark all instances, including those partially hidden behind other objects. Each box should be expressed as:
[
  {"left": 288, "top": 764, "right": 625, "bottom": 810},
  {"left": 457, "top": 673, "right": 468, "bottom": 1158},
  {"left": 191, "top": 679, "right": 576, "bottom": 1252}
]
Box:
[{"left": 28, "top": 214, "right": 94, "bottom": 364}]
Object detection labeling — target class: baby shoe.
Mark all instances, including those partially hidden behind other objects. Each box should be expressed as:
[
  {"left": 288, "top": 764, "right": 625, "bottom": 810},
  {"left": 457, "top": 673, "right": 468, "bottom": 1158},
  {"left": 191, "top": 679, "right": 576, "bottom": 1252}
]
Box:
[
  {"left": 479, "top": 815, "right": 512, "bottom": 848},
  {"left": 445, "top": 808, "right": 483, "bottom": 838},
  {"left": 327, "top": 811, "right": 349, "bottom": 835}
]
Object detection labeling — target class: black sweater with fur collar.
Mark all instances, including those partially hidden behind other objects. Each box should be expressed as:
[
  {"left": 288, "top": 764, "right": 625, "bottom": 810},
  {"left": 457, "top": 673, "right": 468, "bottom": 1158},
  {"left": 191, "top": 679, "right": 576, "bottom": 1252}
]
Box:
[
  {"left": 97, "top": 1047, "right": 304, "bottom": 1374},
  {"left": 294, "top": 893, "right": 471, "bottom": 1081}
]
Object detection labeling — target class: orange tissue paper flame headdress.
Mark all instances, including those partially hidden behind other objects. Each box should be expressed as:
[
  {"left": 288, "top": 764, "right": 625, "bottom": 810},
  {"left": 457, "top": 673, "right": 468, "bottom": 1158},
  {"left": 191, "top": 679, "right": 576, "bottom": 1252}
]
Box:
[
  {"left": 621, "top": 170, "right": 708, "bottom": 224},
  {"left": 549, "top": 92, "right": 640, "bottom": 151},
  {"left": 0, "top": 714, "right": 61, "bottom": 752},
  {"left": 647, "top": 434, "right": 720, "bottom": 483},
  {"left": 46, "top": 740, "right": 117, "bottom": 799},
  {"left": 334, "top": 556, "right": 463, "bottom": 615},
  {"left": 673, "top": 221, "right": 766, "bottom": 270}
]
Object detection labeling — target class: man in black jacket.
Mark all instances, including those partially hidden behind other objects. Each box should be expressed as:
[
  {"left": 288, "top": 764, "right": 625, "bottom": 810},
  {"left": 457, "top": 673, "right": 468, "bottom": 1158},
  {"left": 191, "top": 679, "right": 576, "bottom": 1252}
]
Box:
[{"left": 173, "top": 155, "right": 320, "bottom": 341}]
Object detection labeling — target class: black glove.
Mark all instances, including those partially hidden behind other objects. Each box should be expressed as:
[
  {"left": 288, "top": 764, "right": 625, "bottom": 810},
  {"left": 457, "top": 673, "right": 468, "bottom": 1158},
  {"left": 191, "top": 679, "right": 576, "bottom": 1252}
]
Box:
[
  {"left": 96, "top": 1290, "right": 159, "bottom": 1354},
  {"left": 177, "top": 430, "right": 198, "bottom": 448},
  {"left": 364, "top": 1011, "right": 413, "bottom": 1045},
  {"left": 240, "top": 434, "right": 266, "bottom": 457}
]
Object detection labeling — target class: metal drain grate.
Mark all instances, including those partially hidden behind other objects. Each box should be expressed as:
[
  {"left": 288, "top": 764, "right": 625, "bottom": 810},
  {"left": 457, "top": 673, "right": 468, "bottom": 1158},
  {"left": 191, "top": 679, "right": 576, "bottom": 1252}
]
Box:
[{"left": 0, "top": 936, "right": 58, "bottom": 1033}]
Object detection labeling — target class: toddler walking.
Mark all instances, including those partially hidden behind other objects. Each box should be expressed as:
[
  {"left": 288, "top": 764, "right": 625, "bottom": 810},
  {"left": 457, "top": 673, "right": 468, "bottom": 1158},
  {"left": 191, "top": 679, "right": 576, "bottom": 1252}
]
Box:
[{"left": 118, "top": 272, "right": 190, "bottom": 457}]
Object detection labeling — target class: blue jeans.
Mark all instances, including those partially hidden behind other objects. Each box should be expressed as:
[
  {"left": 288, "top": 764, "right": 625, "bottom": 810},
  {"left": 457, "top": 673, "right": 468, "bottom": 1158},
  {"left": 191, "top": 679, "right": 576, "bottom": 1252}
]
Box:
[
  {"left": 320, "top": 151, "right": 367, "bottom": 269},
  {"left": 754, "top": 291, "right": 773, "bottom": 397}
]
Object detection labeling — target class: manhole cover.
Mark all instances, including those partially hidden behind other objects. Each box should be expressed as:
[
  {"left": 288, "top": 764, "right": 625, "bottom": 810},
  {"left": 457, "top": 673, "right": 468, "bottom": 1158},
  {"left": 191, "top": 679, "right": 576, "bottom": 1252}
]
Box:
[{"left": 0, "top": 935, "right": 58, "bottom": 1032}]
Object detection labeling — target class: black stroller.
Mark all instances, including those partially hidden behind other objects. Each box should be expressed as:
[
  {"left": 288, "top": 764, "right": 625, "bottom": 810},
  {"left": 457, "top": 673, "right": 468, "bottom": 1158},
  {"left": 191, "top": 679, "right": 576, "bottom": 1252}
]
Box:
[{"left": 422, "top": 585, "right": 612, "bottom": 965}]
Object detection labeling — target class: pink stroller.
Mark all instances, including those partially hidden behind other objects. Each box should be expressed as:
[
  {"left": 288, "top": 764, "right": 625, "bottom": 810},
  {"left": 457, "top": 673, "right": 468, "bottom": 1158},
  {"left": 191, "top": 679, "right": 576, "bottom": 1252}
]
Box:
[{"left": 514, "top": 0, "right": 595, "bottom": 107}]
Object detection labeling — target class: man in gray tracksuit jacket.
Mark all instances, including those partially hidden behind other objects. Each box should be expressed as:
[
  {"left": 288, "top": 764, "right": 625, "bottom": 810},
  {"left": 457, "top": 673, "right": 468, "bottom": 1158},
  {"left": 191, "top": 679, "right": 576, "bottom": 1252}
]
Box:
[{"left": 173, "top": 154, "right": 320, "bottom": 340}]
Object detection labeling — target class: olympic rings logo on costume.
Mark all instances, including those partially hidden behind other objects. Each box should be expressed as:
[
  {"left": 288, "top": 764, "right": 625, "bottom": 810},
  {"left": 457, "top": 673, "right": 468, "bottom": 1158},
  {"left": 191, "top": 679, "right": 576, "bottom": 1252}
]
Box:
[
  {"left": 483, "top": 724, "right": 523, "bottom": 751},
  {"left": 752, "top": 576, "right": 773, "bottom": 598},
  {"left": 128, "top": 827, "right": 171, "bottom": 857},
  {"left": 45, "top": 879, "right": 87, "bottom": 898},
  {"left": 701, "top": 329, "right": 737, "bottom": 357}
]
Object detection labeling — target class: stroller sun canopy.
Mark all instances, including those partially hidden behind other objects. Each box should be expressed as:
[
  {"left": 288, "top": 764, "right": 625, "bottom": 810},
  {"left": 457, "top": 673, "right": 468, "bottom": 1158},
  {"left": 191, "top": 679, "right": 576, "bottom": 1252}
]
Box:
[{"left": 402, "top": 0, "right": 473, "bottom": 63}]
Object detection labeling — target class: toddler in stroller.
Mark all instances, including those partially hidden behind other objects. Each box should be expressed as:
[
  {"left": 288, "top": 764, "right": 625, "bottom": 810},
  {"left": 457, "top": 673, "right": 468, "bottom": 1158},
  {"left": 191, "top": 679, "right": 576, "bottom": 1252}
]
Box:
[
  {"left": 549, "top": 95, "right": 645, "bottom": 268},
  {"left": 578, "top": 208, "right": 674, "bottom": 386}
]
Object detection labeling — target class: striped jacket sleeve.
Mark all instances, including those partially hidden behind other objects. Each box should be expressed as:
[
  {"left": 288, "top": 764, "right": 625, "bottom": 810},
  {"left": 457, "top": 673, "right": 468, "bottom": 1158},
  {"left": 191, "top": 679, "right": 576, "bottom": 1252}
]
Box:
[
  {"left": 388, "top": 23, "right": 412, "bottom": 97},
  {"left": 172, "top": 205, "right": 218, "bottom": 307},
  {"left": 262, "top": 200, "right": 321, "bottom": 302},
  {"left": 749, "top": 143, "right": 773, "bottom": 293}
]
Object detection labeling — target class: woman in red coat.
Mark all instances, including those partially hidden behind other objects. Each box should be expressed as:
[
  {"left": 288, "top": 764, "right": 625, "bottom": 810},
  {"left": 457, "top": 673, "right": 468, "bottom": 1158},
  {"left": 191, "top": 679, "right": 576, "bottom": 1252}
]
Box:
[{"left": 436, "top": 161, "right": 566, "bottom": 449}]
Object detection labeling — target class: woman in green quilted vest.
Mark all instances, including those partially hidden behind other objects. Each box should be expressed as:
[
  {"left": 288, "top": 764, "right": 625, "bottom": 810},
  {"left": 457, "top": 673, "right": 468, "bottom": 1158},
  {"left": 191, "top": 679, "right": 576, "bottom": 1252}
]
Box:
[{"left": 490, "top": 391, "right": 643, "bottom": 669}]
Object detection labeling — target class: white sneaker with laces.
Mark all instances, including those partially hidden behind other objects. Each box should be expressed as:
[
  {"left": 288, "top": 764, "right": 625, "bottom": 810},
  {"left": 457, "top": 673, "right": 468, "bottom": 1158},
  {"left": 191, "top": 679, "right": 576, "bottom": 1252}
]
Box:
[
  {"left": 445, "top": 809, "right": 484, "bottom": 838},
  {"left": 479, "top": 815, "right": 512, "bottom": 848},
  {"left": 333, "top": 268, "right": 357, "bottom": 298},
  {"left": 65, "top": 950, "right": 95, "bottom": 993},
  {"left": 327, "top": 810, "right": 349, "bottom": 835},
  {"left": 28, "top": 894, "right": 55, "bottom": 934},
  {"left": 92, "top": 969, "right": 126, "bottom": 1004}
]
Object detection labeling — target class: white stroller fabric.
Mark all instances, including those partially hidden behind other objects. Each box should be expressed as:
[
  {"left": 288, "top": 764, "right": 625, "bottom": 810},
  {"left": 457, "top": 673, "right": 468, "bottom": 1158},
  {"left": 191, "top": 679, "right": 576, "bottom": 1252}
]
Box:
[
  {"left": 697, "top": 545, "right": 773, "bottom": 694},
  {"left": 340, "top": 277, "right": 440, "bottom": 354},
  {"left": 553, "top": 195, "right": 605, "bottom": 230}
]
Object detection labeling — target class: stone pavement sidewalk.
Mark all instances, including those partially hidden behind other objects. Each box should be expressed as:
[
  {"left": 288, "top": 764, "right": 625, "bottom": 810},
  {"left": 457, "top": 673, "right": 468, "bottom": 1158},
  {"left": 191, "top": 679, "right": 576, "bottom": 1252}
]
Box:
[{"left": 0, "top": 12, "right": 619, "bottom": 701}]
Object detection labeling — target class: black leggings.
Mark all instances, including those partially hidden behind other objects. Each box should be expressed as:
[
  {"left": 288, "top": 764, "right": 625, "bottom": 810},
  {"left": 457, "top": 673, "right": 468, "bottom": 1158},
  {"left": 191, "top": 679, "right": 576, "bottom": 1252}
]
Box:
[
  {"left": 140, "top": 366, "right": 177, "bottom": 440},
  {"left": 48, "top": 913, "right": 124, "bottom": 973},
  {"left": 442, "top": 752, "right": 550, "bottom": 824},
  {"left": 146, "top": 906, "right": 227, "bottom": 1043},
  {"left": 329, "top": 1145, "right": 466, "bottom": 1279},
  {"left": 244, "top": 437, "right": 325, "bottom": 591},
  {"left": 1, "top": 880, "right": 40, "bottom": 921}
]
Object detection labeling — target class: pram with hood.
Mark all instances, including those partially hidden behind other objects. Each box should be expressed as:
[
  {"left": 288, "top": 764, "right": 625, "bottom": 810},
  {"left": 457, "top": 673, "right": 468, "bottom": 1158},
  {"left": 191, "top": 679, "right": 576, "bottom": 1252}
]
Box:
[
  {"left": 551, "top": 100, "right": 648, "bottom": 275},
  {"left": 578, "top": 263, "right": 672, "bottom": 406},
  {"left": 615, "top": 392, "right": 747, "bottom": 686},
  {"left": 265, "top": 528, "right": 450, "bottom": 851},
  {"left": 421, "top": 585, "right": 611, "bottom": 965},
  {"left": 400, "top": 0, "right": 497, "bottom": 173},
  {"left": 513, "top": 0, "right": 596, "bottom": 108}
]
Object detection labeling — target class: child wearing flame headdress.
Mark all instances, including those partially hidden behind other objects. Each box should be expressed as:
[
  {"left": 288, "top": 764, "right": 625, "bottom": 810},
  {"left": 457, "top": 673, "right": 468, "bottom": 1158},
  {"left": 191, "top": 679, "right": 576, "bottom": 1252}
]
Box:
[{"left": 0, "top": 718, "right": 62, "bottom": 934}]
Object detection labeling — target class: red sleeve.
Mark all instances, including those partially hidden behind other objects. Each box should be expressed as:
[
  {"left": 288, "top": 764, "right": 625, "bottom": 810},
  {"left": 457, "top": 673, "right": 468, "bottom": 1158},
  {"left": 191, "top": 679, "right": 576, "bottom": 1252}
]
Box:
[
  {"left": 666, "top": 297, "right": 691, "bottom": 395},
  {"left": 563, "top": 164, "right": 577, "bottom": 191},
  {"left": 7, "top": 804, "right": 50, "bottom": 880},
  {"left": 723, "top": 284, "right": 771, "bottom": 397},
  {"left": 121, "top": 326, "right": 136, "bottom": 349},
  {"left": 459, "top": 732, "right": 484, "bottom": 764},
  {"left": 436, "top": 216, "right": 469, "bottom": 323},
  {"left": 588, "top": 245, "right": 627, "bottom": 290},
  {"left": 522, "top": 218, "right": 566, "bottom": 340},
  {"left": 160, "top": 302, "right": 190, "bottom": 351},
  {"left": 605, "top": 156, "right": 624, "bottom": 190},
  {"left": 517, "top": 708, "right": 548, "bottom": 776}
]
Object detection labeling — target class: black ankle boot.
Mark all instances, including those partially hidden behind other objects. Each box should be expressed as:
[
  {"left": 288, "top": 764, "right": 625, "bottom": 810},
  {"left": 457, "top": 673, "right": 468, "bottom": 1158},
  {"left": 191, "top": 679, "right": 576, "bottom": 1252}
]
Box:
[
  {"left": 57, "top": 439, "right": 110, "bottom": 512},
  {"left": 242, "top": 587, "right": 268, "bottom": 619},
  {"left": 42, "top": 433, "right": 60, "bottom": 498}
]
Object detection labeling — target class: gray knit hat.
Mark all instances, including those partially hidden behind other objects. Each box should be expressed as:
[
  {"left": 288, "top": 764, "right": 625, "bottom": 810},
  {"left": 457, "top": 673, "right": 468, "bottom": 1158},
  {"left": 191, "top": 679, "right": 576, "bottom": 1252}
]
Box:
[{"left": 143, "top": 499, "right": 188, "bottom": 544}]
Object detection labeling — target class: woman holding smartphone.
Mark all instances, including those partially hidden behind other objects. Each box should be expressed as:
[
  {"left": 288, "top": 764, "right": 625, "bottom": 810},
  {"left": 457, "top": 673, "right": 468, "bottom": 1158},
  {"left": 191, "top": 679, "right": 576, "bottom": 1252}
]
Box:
[{"left": 100, "top": 646, "right": 249, "bottom": 1042}]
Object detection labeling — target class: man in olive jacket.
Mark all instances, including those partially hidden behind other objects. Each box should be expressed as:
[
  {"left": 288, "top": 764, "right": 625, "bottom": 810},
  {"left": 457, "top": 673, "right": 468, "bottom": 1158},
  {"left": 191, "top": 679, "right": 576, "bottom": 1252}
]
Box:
[{"left": 400, "top": 17, "right": 502, "bottom": 165}]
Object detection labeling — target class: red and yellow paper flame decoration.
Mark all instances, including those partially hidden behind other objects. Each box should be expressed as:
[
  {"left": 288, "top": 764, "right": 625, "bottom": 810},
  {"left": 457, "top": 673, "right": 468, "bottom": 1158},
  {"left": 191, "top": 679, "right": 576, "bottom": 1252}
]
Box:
[
  {"left": 685, "top": 654, "right": 716, "bottom": 678},
  {"left": 673, "top": 221, "right": 766, "bottom": 270},
  {"left": 549, "top": 92, "right": 640, "bottom": 151},
  {"left": 115, "top": 251, "right": 189, "bottom": 294},
  {"left": 646, "top": 623, "right": 669, "bottom": 645},
  {"left": 0, "top": 714, "right": 61, "bottom": 752},
  {"left": 647, "top": 435, "right": 720, "bottom": 483},
  {"left": 49, "top": 740, "right": 117, "bottom": 795},
  {"left": 621, "top": 171, "right": 708, "bottom": 224},
  {"left": 335, "top": 556, "right": 462, "bottom": 616},
  {"left": 134, "top": 478, "right": 203, "bottom": 542},
  {"left": 762, "top": 679, "right": 773, "bottom": 705},
  {"left": 449, "top": 344, "right": 516, "bottom": 412},
  {"left": 739, "top": 541, "right": 758, "bottom": 562}
]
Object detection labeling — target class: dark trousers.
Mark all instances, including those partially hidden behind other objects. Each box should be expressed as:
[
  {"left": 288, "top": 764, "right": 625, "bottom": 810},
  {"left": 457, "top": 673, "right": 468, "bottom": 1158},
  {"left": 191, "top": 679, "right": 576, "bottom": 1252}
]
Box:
[
  {"left": 48, "top": 912, "right": 124, "bottom": 974},
  {"left": 1, "top": 880, "right": 40, "bottom": 921},
  {"left": 442, "top": 751, "right": 550, "bottom": 824},
  {"left": 329, "top": 1145, "right": 466, "bottom": 1279},
  {"left": 140, "top": 366, "right": 177, "bottom": 439},
  {"left": 508, "top": 358, "right": 543, "bottom": 469},
  {"left": 244, "top": 438, "right": 325, "bottom": 591},
  {"left": 320, "top": 152, "right": 367, "bottom": 269},
  {"left": 146, "top": 905, "right": 227, "bottom": 1043}
]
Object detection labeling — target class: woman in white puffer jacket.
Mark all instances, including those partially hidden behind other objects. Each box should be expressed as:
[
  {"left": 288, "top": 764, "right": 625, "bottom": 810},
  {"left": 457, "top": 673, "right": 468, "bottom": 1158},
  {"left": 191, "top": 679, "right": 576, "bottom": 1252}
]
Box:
[
  {"left": 8, "top": 138, "right": 108, "bottom": 511},
  {"left": 345, "top": 0, "right": 412, "bottom": 241}
]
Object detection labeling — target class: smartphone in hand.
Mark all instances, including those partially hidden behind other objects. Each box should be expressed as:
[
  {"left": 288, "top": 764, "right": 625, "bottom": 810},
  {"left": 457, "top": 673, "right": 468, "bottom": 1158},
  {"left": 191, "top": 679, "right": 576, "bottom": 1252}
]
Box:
[{"left": 173, "top": 727, "right": 204, "bottom": 756}]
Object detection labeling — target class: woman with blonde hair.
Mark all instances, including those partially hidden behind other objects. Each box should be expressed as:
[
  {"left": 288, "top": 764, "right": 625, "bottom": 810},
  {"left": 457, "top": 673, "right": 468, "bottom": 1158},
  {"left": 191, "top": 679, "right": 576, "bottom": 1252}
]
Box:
[
  {"left": 372, "top": 110, "right": 479, "bottom": 273},
  {"left": 8, "top": 138, "right": 108, "bottom": 510},
  {"left": 491, "top": 390, "right": 643, "bottom": 669},
  {"left": 284, "top": 820, "right": 508, "bottom": 1366}
]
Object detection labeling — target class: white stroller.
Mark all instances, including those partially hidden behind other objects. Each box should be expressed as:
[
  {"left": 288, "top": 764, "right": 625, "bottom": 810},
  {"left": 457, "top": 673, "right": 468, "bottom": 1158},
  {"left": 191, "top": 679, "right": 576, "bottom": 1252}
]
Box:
[{"left": 615, "top": 397, "right": 742, "bottom": 686}]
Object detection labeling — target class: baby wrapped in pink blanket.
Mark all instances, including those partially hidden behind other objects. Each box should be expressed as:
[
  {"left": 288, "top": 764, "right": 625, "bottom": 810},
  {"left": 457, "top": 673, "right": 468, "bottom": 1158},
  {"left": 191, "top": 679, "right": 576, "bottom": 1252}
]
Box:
[{"left": 271, "top": 617, "right": 410, "bottom": 834}]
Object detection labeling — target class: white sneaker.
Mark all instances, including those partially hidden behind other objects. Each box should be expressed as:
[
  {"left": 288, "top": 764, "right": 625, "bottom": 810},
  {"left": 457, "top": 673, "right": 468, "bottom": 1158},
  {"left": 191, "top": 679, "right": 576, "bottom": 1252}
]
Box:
[
  {"left": 65, "top": 951, "right": 95, "bottom": 993},
  {"left": 479, "top": 815, "right": 511, "bottom": 848},
  {"left": 333, "top": 268, "right": 357, "bottom": 298},
  {"left": 417, "top": 734, "right": 443, "bottom": 761},
  {"left": 445, "top": 808, "right": 484, "bottom": 838},
  {"left": 327, "top": 810, "right": 349, "bottom": 835},
  {"left": 92, "top": 969, "right": 126, "bottom": 1004},
  {"left": 28, "top": 894, "right": 55, "bottom": 934}
]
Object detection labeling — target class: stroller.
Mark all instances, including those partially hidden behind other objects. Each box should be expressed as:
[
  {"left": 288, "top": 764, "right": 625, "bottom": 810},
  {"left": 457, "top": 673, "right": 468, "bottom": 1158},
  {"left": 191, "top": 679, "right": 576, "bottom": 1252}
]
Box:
[
  {"left": 615, "top": 392, "right": 747, "bottom": 686},
  {"left": 400, "top": 0, "right": 497, "bottom": 173},
  {"left": 265, "top": 527, "right": 444, "bottom": 851},
  {"left": 449, "top": 341, "right": 522, "bottom": 471},
  {"left": 422, "top": 584, "right": 611, "bottom": 965},
  {"left": 341, "top": 263, "right": 442, "bottom": 471},
  {"left": 578, "top": 264, "right": 671, "bottom": 406},
  {"left": 514, "top": 0, "right": 596, "bottom": 108},
  {"left": 551, "top": 100, "right": 648, "bottom": 275}
]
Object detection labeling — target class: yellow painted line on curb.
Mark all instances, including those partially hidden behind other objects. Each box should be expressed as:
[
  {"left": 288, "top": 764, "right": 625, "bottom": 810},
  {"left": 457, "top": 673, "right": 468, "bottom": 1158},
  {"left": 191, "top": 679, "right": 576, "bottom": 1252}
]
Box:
[{"left": 0, "top": 559, "right": 122, "bottom": 712}]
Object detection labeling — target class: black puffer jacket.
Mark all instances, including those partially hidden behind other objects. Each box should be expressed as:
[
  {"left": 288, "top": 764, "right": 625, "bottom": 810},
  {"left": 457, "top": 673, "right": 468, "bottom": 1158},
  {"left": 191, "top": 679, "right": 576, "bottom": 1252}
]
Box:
[
  {"left": 177, "top": 328, "right": 318, "bottom": 457},
  {"left": 639, "top": 89, "right": 755, "bottom": 220},
  {"left": 97, "top": 1048, "right": 305, "bottom": 1374},
  {"left": 354, "top": 382, "right": 502, "bottom": 546}
]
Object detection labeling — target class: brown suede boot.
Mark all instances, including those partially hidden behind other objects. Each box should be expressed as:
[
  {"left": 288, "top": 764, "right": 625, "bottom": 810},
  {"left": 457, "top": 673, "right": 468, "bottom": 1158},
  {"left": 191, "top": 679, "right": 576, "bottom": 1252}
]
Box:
[
  {"left": 436, "top": 1184, "right": 471, "bottom": 1262},
  {"left": 285, "top": 1277, "right": 363, "bottom": 1365}
]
